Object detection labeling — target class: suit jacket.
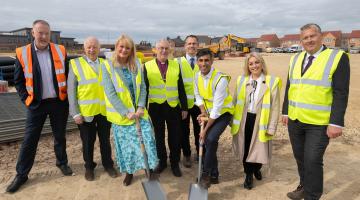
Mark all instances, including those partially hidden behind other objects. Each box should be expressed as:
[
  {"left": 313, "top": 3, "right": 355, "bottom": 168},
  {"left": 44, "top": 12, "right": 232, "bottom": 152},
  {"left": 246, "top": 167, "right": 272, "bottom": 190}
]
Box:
[
  {"left": 282, "top": 46, "right": 350, "bottom": 126},
  {"left": 232, "top": 76, "right": 281, "bottom": 164},
  {"left": 14, "top": 43, "right": 69, "bottom": 110}
]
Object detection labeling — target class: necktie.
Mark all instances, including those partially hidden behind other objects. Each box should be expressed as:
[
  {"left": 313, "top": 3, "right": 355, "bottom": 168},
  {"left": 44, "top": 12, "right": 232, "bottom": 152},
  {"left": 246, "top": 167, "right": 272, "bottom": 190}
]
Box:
[
  {"left": 190, "top": 57, "right": 195, "bottom": 69},
  {"left": 302, "top": 55, "right": 314, "bottom": 76}
]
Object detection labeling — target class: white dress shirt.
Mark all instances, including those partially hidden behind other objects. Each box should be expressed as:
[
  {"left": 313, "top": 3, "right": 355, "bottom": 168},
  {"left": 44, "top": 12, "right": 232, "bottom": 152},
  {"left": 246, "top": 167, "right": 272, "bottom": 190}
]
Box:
[
  {"left": 247, "top": 73, "right": 264, "bottom": 114},
  {"left": 185, "top": 54, "right": 196, "bottom": 66},
  {"left": 303, "top": 45, "right": 323, "bottom": 70},
  {"left": 34, "top": 44, "right": 57, "bottom": 99},
  {"left": 194, "top": 67, "right": 229, "bottom": 119}
]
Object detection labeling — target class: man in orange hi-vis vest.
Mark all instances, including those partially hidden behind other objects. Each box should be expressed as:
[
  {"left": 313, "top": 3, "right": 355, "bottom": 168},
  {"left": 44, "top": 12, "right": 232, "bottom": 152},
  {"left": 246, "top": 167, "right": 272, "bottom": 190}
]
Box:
[{"left": 6, "top": 20, "right": 73, "bottom": 193}]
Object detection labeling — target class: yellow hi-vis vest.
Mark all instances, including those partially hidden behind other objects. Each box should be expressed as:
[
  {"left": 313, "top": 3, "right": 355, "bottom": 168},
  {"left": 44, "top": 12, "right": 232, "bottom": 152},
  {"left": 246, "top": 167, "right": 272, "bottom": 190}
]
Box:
[
  {"left": 145, "top": 59, "right": 180, "bottom": 107},
  {"left": 103, "top": 59, "right": 149, "bottom": 125},
  {"left": 194, "top": 69, "right": 234, "bottom": 116},
  {"left": 70, "top": 56, "right": 106, "bottom": 117},
  {"left": 231, "top": 75, "right": 281, "bottom": 142},
  {"left": 288, "top": 49, "right": 346, "bottom": 125},
  {"left": 176, "top": 56, "right": 199, "bottom": 109}
]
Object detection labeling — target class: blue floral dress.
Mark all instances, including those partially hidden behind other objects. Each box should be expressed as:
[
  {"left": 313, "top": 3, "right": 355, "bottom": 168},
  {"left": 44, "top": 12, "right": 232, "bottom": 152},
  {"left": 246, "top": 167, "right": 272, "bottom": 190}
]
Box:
[{"left": 112, "top": 68, "right": 158, "bottom": 174}]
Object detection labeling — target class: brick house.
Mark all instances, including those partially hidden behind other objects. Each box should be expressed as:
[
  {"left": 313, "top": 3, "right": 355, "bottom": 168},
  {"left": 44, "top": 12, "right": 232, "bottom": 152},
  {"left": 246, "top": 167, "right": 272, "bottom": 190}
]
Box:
[
  {"left": 281, "top": 34, "right": 301, "bottom": 48},
  {"left": 349, "top": 30, "right": 360, "bottom": 48},
  {"left": 257, "top": 34, "right": 280, "bottom": 50}
]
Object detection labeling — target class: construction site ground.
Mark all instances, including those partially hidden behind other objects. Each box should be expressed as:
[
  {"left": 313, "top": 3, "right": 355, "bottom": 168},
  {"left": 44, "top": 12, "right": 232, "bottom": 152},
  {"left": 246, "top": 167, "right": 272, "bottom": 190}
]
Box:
[{"left": 0, "top": 54, "right": 359, "bottom": 200}]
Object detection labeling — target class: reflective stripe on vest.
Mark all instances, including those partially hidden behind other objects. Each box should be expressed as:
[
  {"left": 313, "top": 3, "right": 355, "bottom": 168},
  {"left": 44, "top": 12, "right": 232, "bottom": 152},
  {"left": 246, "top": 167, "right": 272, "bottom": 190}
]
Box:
[
  {"left": 70, "top": 56, "right": 105, "bottom": 116},
  {"left": 16, "top": 43, "right": 67, "bottom": 106},
  {"left": 288, "top": 48, "right": 345, "bottom": 125},
  {"left": 103, "top": 58, "right": 149, "bottom": 125},
  {"left": 231, "top": 75, "right": 281, "bottom": 143},
  {"left": 194, "top": 69, "right": 234, "bottom": 116},
  {"left": 176, "top": 57, "right": 198, "bottom": 109},
  {"left": 145, "top": 59, "right": 180, "bottom": 107}
]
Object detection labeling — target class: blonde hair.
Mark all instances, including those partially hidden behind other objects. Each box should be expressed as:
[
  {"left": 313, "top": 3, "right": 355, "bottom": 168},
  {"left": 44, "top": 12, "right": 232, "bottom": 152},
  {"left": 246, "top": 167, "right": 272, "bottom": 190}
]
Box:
[
  {"left": 112, "top": 34, "right": 137, "bottom": 72},
  {"left": 243, "top": 52, "right": 268, "bottom": 76}
]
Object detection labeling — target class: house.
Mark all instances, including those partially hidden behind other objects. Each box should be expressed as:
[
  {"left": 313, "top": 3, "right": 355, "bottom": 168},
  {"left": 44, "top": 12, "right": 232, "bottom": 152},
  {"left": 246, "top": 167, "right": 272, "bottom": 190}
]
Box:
[
  {"left": 349, "top": 30, "right": 360, "bottom": 48},
  {"left": 246, "top": 38, "right": 259, "bottom": 48},
  {"left": 0, "top": 27, "right": 77, "bottom": 51},
  {"left": 257, "top": 34, "right": 280, "bottom": 50},
  {"left": 281, "top": 34, "right": 300, "bottom": 48},
  {"left": 322, "top": 31, "right": 342, "bottom": 48},
  {"left": 194, "top": 35, "right": 211, "bottom": 47},
  {"left": 341, "top": 33, "right": 350, "bottom": 50}
]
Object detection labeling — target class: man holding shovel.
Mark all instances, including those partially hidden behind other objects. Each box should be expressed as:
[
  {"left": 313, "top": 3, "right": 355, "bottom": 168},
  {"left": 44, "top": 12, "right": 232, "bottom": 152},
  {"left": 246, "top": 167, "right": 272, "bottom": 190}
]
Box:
[{"left": 194, "top": 49, "right": 234, "bottom": 189}]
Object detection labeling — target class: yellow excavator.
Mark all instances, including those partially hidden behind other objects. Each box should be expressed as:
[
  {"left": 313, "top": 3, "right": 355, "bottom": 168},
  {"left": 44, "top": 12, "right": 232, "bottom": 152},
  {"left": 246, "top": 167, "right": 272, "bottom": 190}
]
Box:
[
  {"left": 227, "top": 34, "right": 250, "bottom": 54},
  {"left": 198, "top": 34, "right": 250, "bottom": 60}
]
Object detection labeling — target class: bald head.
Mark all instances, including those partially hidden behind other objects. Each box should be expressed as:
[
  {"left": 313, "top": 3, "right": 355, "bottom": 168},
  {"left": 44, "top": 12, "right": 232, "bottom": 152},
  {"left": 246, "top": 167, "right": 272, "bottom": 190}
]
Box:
[{"left": 83, "top": 36, "right": 100, "bottom": 61}]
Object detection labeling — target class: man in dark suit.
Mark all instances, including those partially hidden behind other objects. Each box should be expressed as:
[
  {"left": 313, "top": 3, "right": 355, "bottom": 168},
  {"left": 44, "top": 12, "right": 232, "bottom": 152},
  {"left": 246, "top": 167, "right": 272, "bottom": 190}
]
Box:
[
  {"left": 282, "top": 23, "right": 350, "bottom": 200},
  {"left": 6, "top": 19, "right": 73, "bottom": 193}
]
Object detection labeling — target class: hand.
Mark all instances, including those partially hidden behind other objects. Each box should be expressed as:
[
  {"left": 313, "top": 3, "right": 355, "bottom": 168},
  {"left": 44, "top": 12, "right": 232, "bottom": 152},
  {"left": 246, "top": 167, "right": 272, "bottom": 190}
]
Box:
[
  {"left": 135, "top": 107, "right": 144, "bottom": 118},
  {"left": 126, "top": 112, "right": 137, "bottom": 120},
  {"left": 181, "top": 111, "right": 188, "bottom": 120},
  {"left": 327, "top": 125, "right": 343, "bottom": 138},
  {"left": 265, "top": 132, "right": 274, "bottom": 137},
  {"left": 197, "top": 113, "right": 208, "bottom": 124},
  {"left": 281, "top": 116, "right": 288, "bottom": 126},
  {"left": 74, "top": 115, "right": 84, "bottom": 125},
  {"left": 199, "top": 129, "right": 206, "bottom": 142}
]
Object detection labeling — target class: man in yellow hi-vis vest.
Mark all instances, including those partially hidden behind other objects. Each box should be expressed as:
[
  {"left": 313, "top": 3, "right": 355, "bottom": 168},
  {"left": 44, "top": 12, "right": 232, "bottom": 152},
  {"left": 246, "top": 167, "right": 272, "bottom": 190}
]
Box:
[
  {"left": 144, "top": 39, "right": 188, "bottom": 177},
  {"left": 282, "top": 24, "right": 350, "bottom": 200},
  {"left": 195, "top": 49, "right": 234, "bottom": 189},
  {"left": 176, "top": 35, "right": 201, "bottom": 168},
  {"left": 67, "top": 37, "right": 117, "bottom": 181}
]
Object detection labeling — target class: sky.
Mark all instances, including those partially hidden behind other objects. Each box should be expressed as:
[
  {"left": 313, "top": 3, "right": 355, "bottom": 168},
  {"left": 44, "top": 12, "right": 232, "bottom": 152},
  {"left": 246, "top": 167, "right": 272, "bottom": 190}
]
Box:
[{"left": 1, "top": 0, "right": 359, "bottom": 44}]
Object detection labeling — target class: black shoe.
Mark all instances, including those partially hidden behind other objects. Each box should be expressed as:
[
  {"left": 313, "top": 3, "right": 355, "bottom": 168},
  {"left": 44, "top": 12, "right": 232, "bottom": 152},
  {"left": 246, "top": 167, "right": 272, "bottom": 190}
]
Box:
[
  {"left": 199, "top": 173, "right": 211, "bottom": 189},
  {"left": 171, "top": 165, "right": 182, "bottom": 177},
  {"left": 183, "top": 156, "right": 192, "bottom": 168},
  {"left": 210, "top": 176, "right": 219, "bottom": 184},
  {"left": 85, "top": 169, "right": 95, "bottom": 181},
  {"left": 123, "top": 173, "right": 133, "bottom": 186},
  {"left": 58, "top": 164, "right": 73, "bottom": 176},
  {"left": 254, "top": 170, "right": 262, "bottom": 180},
  {"left": 243, "top": 174, "right": 253, "bottom": 190},
  {"left": 6, "top": 176, "right": 28, "bottom": 193},
  {"left": 154, "top": 164, "right": 167, "bottom": 174},
  {"left": 287, "top": 184, "right": 305, "bottom": 200},
  {"left": 105, "top": 167, "right": 118, "bottom": 178}
]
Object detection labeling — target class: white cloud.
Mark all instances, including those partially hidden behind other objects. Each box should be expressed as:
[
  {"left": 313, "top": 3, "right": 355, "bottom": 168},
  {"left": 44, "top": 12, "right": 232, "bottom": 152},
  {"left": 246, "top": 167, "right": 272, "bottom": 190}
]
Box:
[{"left": 0, "top": 0, "right": 359, "bottom": 44}]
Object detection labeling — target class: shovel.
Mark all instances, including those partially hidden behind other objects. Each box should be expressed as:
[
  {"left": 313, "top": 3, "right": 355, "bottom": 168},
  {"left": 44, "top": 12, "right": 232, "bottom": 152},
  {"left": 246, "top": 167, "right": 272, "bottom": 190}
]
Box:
[
  {"left": 188, "top": 121, "right": 208, "bottom": 200},
  {"left": 135, "top": 118, "right": 167, "bottom": 200}
]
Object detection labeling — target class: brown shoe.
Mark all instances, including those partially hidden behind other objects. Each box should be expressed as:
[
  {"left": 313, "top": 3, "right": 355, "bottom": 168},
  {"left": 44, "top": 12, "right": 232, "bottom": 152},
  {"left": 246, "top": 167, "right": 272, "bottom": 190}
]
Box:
[
  {"left": 123, "top": 173, "right": 133, "bottom": 186},
  {"left": 105, "top": 167, "right": 118, "bottom": 178},
  {"left": 85, "top": 169, "right": 94, "bottom": 181},
  {"left": 287, "top": 185, "right": 305, "bottom": 200},
  {"left": 199, "top": 173, "right": 211, "bottom": 189},
  {"left": 183, "top": 156, "right": 192, "bottom": 168}
]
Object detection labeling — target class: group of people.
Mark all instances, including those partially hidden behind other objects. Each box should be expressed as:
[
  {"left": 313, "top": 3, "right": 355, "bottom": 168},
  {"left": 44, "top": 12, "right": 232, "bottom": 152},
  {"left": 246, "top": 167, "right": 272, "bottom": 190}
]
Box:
[{"left": 6, "top": 19, "right": 349, "bottom": 200}]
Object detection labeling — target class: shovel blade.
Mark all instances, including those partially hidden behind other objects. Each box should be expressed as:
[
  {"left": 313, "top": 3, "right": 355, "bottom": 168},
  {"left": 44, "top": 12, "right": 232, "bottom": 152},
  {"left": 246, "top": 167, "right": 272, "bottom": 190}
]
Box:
[
  {"left": 142, "top": 179, "right": 167, "bottom": 200},
  {"left": 188, "top": 184, "right": 208, "bottom": 200}
]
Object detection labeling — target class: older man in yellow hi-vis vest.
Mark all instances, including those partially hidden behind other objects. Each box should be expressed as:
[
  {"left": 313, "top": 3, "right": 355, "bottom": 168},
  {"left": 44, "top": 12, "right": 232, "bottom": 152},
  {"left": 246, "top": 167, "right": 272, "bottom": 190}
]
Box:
[
  {"left": 195, "top": 49, "right": 234, "bottom": 189},
  {"left": 144, "top": 39, "right": 188, "bottom": 177},
  {"left": 282, "top": 24, "right": 350, "bottom": 200},
  {"left": 67, "top": 37, "right": 117, "bottom": 181}
]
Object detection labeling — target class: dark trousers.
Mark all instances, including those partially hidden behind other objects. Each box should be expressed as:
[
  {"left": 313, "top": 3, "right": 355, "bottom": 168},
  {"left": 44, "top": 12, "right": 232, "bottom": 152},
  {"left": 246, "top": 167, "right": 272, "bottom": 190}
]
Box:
[
  {"left": 288, "top": 119, "right": 329, "bottom": 200},
  {"left": 16, "top": 99, "right": 69, "bottom": 178},
  {"left": 148, "top": 102, "right": 182, "bottom": 167},
  {"left": 243, "top": 113, "right": 262, "bottom": 174},
  {"left": 78, "top": 114, "right": 113, "bottom": 170},
  {"left": 203, "top": 112, "right": 232, "bottom": 178},
  {"left": 181, "top": 105, "right": 201, "bottom": 157}
]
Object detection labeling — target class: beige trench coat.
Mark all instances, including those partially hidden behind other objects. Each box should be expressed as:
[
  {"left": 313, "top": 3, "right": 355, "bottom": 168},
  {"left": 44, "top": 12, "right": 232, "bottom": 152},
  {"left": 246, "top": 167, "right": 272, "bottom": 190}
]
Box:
[{"left": 232, "top": 76, "right": 280, "bottom": 164}]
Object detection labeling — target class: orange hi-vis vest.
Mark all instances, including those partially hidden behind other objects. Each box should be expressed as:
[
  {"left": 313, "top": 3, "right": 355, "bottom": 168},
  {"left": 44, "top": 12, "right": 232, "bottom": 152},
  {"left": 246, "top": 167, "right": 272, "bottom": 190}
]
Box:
[{"left": 16, "top": 43, "right": 67, "bottom": 106}]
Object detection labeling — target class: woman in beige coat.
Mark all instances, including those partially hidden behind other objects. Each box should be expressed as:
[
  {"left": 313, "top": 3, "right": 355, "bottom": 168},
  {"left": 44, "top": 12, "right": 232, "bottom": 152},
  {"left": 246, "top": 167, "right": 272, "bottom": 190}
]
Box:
[{"left": 231, "top": 52, "right": 281, "bottom": 190}]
